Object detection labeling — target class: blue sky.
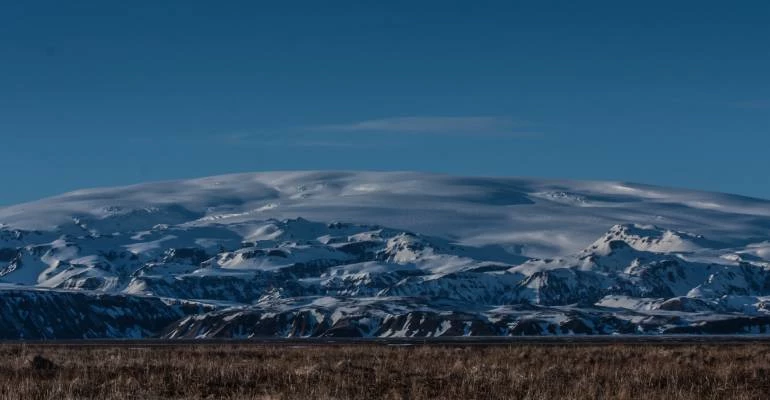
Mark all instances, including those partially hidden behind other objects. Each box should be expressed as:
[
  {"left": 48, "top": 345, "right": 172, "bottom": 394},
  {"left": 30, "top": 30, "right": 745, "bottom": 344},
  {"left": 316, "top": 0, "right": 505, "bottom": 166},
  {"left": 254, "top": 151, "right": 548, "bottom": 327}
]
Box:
[{"left": 1, "top": 1, "right": 769, "bottom": 204}]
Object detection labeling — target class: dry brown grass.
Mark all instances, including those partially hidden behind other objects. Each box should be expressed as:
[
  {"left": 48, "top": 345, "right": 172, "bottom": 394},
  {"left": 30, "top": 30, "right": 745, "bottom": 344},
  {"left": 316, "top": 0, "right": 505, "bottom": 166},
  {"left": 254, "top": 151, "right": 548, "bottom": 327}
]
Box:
[{"left": 0, "top": 343, "right": 769, "bottom": 399}]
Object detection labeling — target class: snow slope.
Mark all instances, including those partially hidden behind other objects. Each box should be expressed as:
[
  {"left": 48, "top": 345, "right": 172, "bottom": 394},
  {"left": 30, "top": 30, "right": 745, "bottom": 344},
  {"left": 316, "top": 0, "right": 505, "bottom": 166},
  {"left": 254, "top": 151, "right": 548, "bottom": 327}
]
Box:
[{"left": 0, "top": 171, "right": 769, "bottom": 338}]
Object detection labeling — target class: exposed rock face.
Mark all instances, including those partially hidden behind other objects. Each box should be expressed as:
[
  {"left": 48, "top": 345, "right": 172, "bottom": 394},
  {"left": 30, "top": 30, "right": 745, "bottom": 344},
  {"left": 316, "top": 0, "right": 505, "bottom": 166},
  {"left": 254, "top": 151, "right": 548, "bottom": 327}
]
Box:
[{"left": 0, "top": 288, "right": 209, "bottom": 339}]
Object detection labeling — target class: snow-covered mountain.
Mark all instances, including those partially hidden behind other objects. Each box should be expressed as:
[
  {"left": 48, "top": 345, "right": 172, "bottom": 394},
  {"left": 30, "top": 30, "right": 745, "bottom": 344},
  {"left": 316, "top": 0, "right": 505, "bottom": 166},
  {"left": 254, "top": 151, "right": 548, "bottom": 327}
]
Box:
[{"left": 2, "top": 171, "right": 770, "bottom": 338}]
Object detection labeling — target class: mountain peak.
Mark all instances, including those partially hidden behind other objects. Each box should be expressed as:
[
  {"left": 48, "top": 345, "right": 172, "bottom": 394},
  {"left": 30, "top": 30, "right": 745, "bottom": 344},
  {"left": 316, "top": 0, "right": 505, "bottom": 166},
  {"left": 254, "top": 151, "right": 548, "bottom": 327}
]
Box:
[{"left": 586, "top": 224, "right": 718, "bottom": 254}]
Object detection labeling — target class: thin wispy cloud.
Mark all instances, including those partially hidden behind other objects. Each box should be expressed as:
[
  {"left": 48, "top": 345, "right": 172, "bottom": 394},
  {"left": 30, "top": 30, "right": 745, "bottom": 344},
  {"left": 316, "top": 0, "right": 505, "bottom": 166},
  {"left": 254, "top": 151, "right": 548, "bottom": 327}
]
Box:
[
  {"left": 212, "top": 132, "right": 371, "bottom": 149},
  {"left": 219, "top": 132, "right": 254, "bottom": 144},
  {"left": 313, "top": 116, "right": 537, "bottom": 137},
  {"left": 213, "top": 115, "right": 538, "bottom": 149},
  {"left": 291, "top": 140, "right": 368, "bottom": 148},
  {"left": 731, "top": 100, "right": 770, "bottom": 110}
]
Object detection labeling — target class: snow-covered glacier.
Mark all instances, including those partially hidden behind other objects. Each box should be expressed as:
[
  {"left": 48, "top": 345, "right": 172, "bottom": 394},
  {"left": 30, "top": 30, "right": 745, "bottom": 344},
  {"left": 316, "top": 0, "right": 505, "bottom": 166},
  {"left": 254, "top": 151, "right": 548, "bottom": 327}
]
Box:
[{"left": 2, "top": 171, "right": 770, "bottom": 338}]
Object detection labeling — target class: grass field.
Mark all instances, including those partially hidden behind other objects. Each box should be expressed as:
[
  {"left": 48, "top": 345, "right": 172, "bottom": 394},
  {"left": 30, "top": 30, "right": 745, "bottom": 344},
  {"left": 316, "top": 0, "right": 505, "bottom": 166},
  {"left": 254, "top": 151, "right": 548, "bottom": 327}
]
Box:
[{"left": 1, "top": 342, "right": 770, "bottom": 399}]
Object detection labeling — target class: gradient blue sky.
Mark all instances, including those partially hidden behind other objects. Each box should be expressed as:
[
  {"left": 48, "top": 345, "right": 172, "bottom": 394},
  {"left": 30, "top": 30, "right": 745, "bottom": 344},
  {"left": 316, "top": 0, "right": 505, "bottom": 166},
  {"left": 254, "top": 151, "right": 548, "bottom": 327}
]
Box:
[{"left": 1, "top": 0, "right": 769, "bottom": 204}]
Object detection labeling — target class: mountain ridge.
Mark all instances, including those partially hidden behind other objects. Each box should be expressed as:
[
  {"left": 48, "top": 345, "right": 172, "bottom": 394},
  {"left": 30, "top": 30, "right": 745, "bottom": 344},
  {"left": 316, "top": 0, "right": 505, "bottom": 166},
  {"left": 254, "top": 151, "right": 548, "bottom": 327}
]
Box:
[{"left": 1, "top": 171, "right": 769, "bottom": 338}]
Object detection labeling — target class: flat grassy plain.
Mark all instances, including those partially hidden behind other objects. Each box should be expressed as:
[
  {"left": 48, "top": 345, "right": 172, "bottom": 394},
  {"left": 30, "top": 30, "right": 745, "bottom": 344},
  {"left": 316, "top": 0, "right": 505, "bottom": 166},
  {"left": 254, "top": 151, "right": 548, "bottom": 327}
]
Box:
[{"left": 1, "top": 342, "right": 770, "bottom": 399}]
